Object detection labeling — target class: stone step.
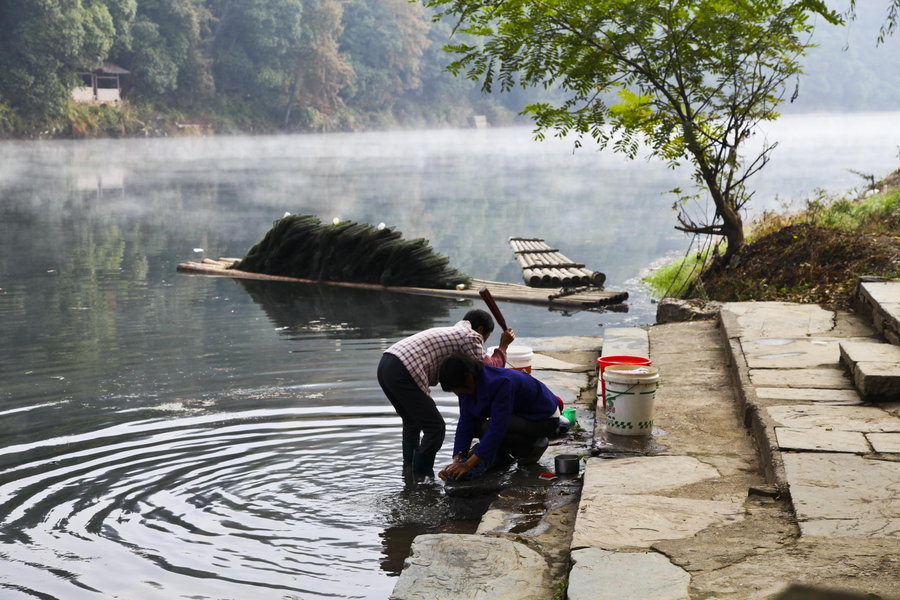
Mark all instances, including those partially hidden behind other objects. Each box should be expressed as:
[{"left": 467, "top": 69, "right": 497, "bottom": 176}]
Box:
[
  {"left": 839, "top": 340, "right": 900, "bottom": 402},
  {"left": 853, "top": 278, "right": 900, "bottom": 345},
  {"left": 600, "top": 327, "right": 650, "bottom": 358}
]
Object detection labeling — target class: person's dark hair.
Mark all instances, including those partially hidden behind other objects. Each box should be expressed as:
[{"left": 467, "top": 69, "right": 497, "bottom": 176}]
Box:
[
  {"left": 463, "top": 309, "right": 494, "bottom": 335},
  {"left": 439, "top": 353, "right": 484, "bottom": 392}
]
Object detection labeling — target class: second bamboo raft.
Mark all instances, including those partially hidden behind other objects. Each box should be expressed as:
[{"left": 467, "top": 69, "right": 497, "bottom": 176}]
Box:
[{"left": 509, "top": 237, "right": 606, "bottom": 288}]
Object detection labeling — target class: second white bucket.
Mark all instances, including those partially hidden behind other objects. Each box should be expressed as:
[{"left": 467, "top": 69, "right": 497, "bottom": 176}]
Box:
[
  {"left": 488, "top": 345, "right": 534, "bottom": 373},
  {"left": 506, "top": 345, "right": 533, "bottom": 373},
  {"left": 602, "top": 364, "right": 660, "bottom": 435}
]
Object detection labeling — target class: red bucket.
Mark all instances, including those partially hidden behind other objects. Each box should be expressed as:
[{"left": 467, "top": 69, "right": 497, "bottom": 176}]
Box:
[{"left": 598, "top": 355, "right": 652, "bottom": 409}]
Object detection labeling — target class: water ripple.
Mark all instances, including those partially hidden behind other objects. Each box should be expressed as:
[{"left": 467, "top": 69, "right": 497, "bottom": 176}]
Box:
[{"left": 0, "top": 405, "right": 425, "bottom": 599}]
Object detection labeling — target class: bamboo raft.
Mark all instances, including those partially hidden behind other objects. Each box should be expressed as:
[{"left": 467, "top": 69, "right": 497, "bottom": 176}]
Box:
[
  {"left": 177, "top": 258, "right": 628, "bottom": 310},
  {"left": 509, "top": 237, "right": 606, "bottom": 288}
]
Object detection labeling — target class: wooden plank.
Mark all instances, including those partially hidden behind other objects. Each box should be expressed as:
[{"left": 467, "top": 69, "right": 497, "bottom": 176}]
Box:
[
  {"left": 176, "top": 259, "right": 627, "bottom": 309},
  {"left": 523, "top": 262, "right": 586, "bottom": 269}
]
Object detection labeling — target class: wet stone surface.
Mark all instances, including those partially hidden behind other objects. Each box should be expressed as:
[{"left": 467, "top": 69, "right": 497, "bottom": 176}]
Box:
[
  {"left": 593, "top": 428, "right": 670, "bottom": 455},
  {"left": 477, "top": 482, "right": 581, "bottom": 537},
  {"left": 390, "top": 534, "right": 551, "bottom": 600}
]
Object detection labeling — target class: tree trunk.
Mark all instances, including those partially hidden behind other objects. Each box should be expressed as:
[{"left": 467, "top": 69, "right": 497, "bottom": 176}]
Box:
[
  {"left": 283, "top": 76, "right": 298, "bottom": 130},
  {"left": 686, "top": 138, "right": 746, "bottom": 265},
  {"left": 719, "top": 201, "right": 744, "bottom": 265}
]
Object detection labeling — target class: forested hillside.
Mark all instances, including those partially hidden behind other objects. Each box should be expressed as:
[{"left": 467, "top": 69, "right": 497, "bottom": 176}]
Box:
[
  {"left": 0, "top": 1, "right": 895, "bottom": 138},
  {"left": 0, "top": 0, "right": 541, "bottom": 137}
]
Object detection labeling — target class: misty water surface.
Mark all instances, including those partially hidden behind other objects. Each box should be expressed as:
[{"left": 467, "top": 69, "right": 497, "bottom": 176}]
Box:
[{"left": 0, "top": 115, "right": 898, "bottom": 598}]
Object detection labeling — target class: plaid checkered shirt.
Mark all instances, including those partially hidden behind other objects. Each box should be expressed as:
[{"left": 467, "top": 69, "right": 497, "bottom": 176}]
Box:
[{"left": 385, "top": 320, "right": 505, "bottom": 395}]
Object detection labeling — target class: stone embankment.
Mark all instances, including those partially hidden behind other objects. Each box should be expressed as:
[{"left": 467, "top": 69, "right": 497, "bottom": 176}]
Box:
[{"left": 391, "top": 279, "right": 900, "bottom": 600}]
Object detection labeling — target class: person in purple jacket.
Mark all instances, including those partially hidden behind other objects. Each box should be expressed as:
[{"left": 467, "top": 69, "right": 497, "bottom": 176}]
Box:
[{"left": 437, "top": 353, "right": 560, "bottom": 481}]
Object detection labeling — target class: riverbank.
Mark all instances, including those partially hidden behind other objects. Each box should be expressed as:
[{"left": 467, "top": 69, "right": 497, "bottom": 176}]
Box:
[
  {"left": 391, "top": 280, "right": 900, "bottom": 599},
  {"left": 1, "top": 100, "right": 273, "bottom": 140},
  {"left": 646, "top": 167, "right": 900, "bottom": 309},
  {"left": 1, "top": 97, "right": 516, "bottom": 140}
]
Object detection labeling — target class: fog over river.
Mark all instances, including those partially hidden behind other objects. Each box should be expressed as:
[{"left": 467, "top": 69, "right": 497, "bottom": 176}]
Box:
[{"left": 0, "top": 113, "right": 898, "bottom": 598}]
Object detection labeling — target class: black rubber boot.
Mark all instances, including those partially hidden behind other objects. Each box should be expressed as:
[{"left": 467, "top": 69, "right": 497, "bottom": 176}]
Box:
[
  {"left": 411, "top": 449, "right": 436, "bottom": 480},
  {"left": 402, "top": 439, "right": 417, "bottom": 471},
  {"left": 514, "top": 437, "right": 550, "bottom": 465}
]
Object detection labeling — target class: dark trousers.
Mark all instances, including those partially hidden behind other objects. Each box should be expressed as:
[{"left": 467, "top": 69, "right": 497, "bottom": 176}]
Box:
[
  {"left": 479, "top": 415, "right": 558, "bottom": 458},
  {"left": 453, "top": 415, "right": 558, "bottom": 480},
  {"left": 377, "top": 353, "right": 445, "bottom": 477}
]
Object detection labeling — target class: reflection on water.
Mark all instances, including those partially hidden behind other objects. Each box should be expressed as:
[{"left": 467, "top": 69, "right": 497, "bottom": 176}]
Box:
[
  {"left": 237, "top": 279, "right": 454, "bottom": 338},
  {"left": 377, "top": 486, "right": 495, "bottom": 577},
  {"left": 1, "top": 118, "right": 898, "bottom": 598}
]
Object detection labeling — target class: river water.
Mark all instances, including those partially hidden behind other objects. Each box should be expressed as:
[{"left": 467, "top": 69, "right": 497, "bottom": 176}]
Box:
[{"left": 1, "top": 114, "right": 898, "bottom": 599}]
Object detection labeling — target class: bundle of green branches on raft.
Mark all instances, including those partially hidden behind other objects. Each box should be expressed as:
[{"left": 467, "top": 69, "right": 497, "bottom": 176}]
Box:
[{"left": 231, "top": 214, "right": 471, "bottom": 289}]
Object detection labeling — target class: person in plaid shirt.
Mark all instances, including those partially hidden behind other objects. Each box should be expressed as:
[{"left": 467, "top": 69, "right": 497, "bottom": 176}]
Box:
[{"left": 377, "top": 309, "right": 514, "bottom": 480}]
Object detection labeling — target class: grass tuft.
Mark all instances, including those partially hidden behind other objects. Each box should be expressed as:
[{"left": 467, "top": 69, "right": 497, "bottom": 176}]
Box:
[{"left": 644, "top": 244, "right": 722, "bottom": 298}]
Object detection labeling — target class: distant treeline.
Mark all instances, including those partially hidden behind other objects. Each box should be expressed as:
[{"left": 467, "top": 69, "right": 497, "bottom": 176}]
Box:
[{"left": 0, "top": 1, "right": 896, "bottom": 138}]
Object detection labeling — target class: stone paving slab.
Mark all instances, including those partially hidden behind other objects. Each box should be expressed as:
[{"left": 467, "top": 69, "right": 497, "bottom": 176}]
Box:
[
  {"left": 768, "top": 404, "right": 900, "bottom": 432},
  {"left": 516, "top": 335, "right": 603, "bottom": 352},
  {"left": 867, "top": 432, "right": 900, "bottom": 453},
  {"left": 531, "top": 353, "right": 585, "bottom": 372},
  {"left": 755, "top": 387, "right": 862, "bottom": 404},
  {"left": 573, "top": 494, "right": 745, "bottom": 549},
  {"left": 774, "top": 427, "right": 870, "bottom": 453},
  {"left": 741, "top": 338, "right": 848, "bottom": 369},
  {"left": 839, "top": 339, "right": 900, "bottom": 401},
  {"left": 781, "top": 453, "right": 900, "bottom": 539},
  {"left": 749, "top": 368, "right": 852, "bottom": 389},
  {"left": 855, "top": 281, "right": 900, "bottom": 344},
  {"left": 475, "top": 480, "right": 582, "bottom": 536},
  {"left": 839, "top": 340, "right": 900, "bottom": 363},
  {"left": 851, "top": 361, "right": 900, "bottom": 401},
  {"left": 390, "top": 534, "right": 551, "bottom": 600},
  {"left": 862, "top": 280, "right": 900, "bottom": 304},
  {"left": 721, "top": 302, "right": 836, "bottom": 339},
  {"left": 582, "top": 456, "right": 721, "bottom": 496},
  {"left": 532, "top": 370, "right": 586, "bottom": 406},
  {"left": 796, "top": 517, "right": 900, "bottom": 538},
  {"left": 601, "top": 327, "right": 649, "bottom": 358},
  {"left": 567, "top": 548, "right": 690, "bottom": 600}
]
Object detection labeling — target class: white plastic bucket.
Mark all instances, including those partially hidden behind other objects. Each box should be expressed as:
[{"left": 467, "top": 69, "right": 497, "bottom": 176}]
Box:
[
  {"left": 489, "top": 345, "right": 534, "bottom": 373},
  {"left": 602, "top": 364, "right": 660, "bottom": 435}
]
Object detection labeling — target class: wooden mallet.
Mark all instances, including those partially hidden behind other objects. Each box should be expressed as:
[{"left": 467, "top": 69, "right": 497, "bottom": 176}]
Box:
[{"left": 478, "top": 287, "right": 508, "bottom": 331}]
